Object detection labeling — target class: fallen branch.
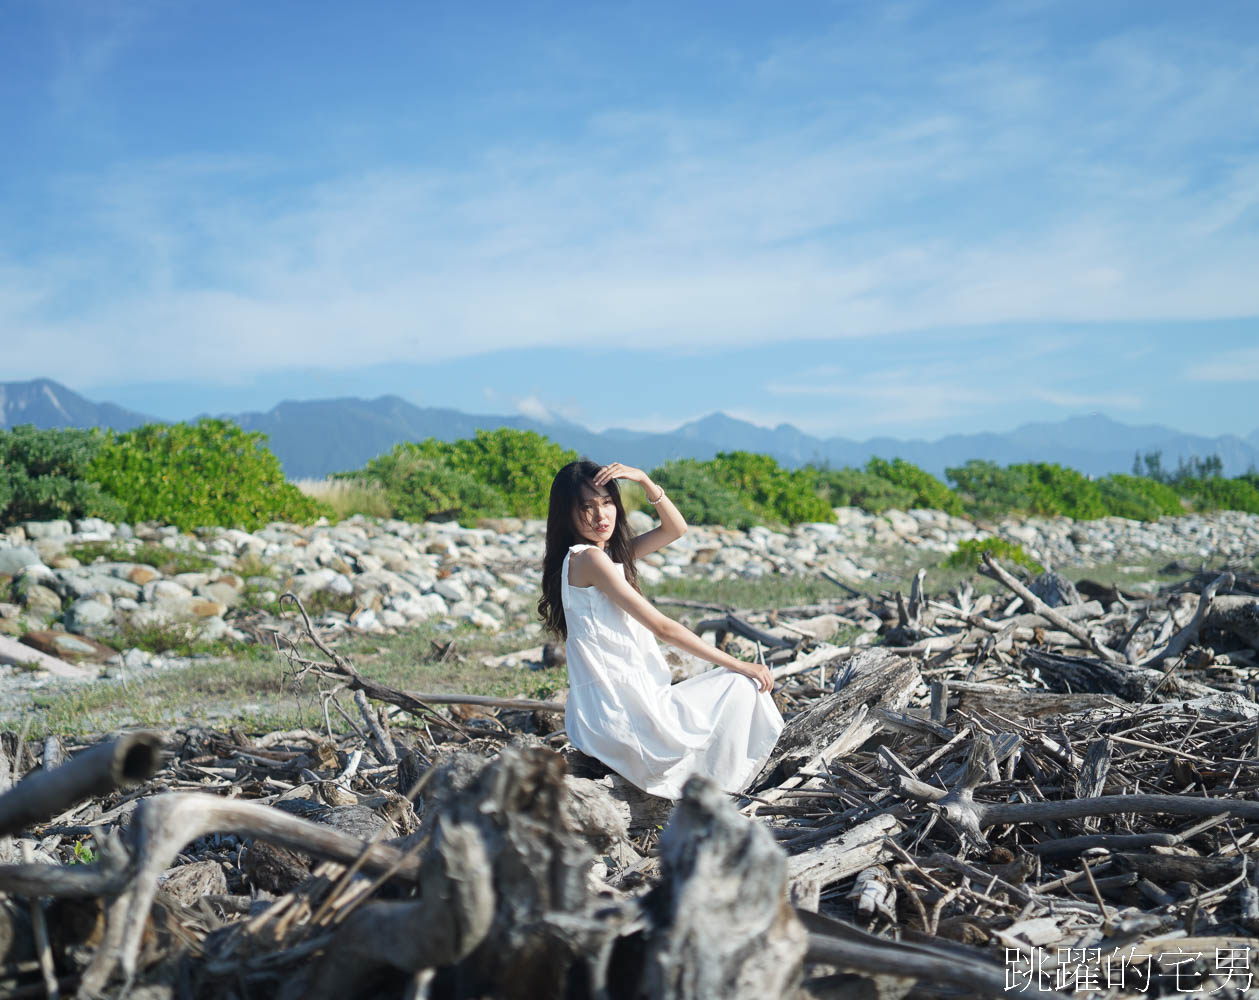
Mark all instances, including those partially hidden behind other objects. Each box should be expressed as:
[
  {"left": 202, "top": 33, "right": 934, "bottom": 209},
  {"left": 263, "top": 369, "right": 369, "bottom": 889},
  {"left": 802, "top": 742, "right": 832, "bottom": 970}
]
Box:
[
  {"left": 980, "top": 554, "right": 1121, "bottom": 662},
  {"left": 0, "top": 732, "right": 163, "bottom": 837},
  {"left": 1144, "top": 571, "right": 1235, "bottom": 666}
]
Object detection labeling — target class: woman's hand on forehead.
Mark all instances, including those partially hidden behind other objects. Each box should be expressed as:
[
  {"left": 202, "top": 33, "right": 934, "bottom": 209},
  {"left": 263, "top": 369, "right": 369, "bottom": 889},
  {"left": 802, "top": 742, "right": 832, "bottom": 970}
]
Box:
[{"left": 593, "top": 462, "right": 647, "bottom": 487}]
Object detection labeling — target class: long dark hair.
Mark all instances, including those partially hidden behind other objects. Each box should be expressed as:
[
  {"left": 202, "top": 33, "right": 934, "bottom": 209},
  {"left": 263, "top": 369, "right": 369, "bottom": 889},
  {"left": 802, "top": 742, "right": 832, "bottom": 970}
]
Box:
[{"left": 538, "top": 459, "right": 640, "bottom": 639}]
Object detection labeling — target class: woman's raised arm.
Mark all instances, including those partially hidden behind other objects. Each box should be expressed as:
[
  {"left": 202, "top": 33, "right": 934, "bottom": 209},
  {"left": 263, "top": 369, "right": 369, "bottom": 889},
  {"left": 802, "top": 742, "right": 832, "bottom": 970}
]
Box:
[{"left": 591, "top": 461, "right": 686, "bottom": 559}]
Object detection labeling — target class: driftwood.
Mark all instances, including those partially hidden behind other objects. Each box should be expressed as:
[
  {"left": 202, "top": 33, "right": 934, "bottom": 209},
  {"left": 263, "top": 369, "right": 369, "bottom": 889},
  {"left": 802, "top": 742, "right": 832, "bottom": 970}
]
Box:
[
  {"left": 0, "top": 732, "right": 163, "bottom": 837},
  {"left": 1205, "top": 595, "right": 1259, "bottom": 651},
  {"left": 6, "top": 557, "right": 1259, "bottom": 998},
  {"left": 752, "top": 648, "right": 919, "bottom": 791},
  {"left": 980, "top": 553, "right": 1122, "bottom": 661}
]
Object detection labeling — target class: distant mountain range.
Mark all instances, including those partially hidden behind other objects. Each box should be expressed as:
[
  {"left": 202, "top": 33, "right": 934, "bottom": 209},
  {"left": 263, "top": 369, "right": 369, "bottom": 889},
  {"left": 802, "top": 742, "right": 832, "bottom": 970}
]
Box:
[{"left": 4, "top": 377, "right": 1258, "bottom": 481}]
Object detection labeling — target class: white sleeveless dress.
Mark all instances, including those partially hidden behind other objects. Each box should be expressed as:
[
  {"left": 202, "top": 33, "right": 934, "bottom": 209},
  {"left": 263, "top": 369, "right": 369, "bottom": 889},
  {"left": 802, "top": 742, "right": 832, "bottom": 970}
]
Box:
[{"left": 561, "top": 543, "right": 784, "bottom": 800}]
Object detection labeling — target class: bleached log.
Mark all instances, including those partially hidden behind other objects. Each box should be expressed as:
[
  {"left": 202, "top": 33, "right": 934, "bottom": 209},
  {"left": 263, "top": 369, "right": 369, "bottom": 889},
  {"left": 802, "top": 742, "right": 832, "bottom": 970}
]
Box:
[
  {"left": 980, "top": 554, "right": 1121, "bottom": 662},
  {"left": 1022, "top": 648, "right": 1214, "bottom": 702},
  {"left": 288, "top": 821, "right": 494, "bottom": 1000},
  {"left": 770, "top": 643, "right": 848, "bottom": 682},
  {"left": 1144, "top": 571, "right": 1235, "bottom": 665},
  {"left": 798, "top": 908, "right": 1067, "bottom": 999},
  {"left": 752, "top": 649, "right": 919, "bottom": 790},
  {"left": 948, "top": 679, "right": 1122, "bottom": 718},
  {"left": 1204, "top": 595, "right": 1259, "bottom": 651},
  {"left": 0, "top": 635, "right": 93, "bottom": 679},
  {"left": 0, "top": 732, "right": 163, "bottom": 838},
  {"left": 786, "top": 812, "right": 902, "bottom": 893},
  {"left": 639, "top": 775, "right": 808, "bottom": 1000},
  {"left": 78, "top": 792, "right": 429, "bottom": 989}
]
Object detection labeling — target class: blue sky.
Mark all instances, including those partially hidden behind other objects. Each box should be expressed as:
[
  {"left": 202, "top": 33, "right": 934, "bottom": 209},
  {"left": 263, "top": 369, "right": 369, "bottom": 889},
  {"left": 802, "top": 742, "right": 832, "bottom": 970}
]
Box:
[{"left": 2, "top": 0, "right": 1257, "bottom": 439}]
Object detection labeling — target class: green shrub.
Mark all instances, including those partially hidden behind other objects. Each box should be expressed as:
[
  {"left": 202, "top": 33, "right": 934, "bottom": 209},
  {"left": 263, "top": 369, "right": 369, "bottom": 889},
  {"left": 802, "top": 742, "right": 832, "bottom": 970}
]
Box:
[
  {"left": 452, "top": 429, "right": 578, "bottom": 516},
  {"left": 705, "top": 451, "right": 834, "bottom": 525},
  {"left": 88, "top": 419, "right": 328, "bottom": 531},
  {"left": 1013, "top": 463, "right": 1107, "bottom": 519},
  {"left": 943, "top": 537, "right": 1044, "bottom": 574},
  {"left": 650, "top": 459, "right": 764, "bottom": 529},
  {"left": 811, "top": 466, "right": 916, "bottom": 513},
  {"left": 1095, "top": 474, "right": 1184, "bottom": 521},
  {"left": 1180, "top": 476, "right": 1259, "bottom": 514},
  {"left": 0, "top": 426, "right": 125, "bottom": 526},
  {"left": 946, "top": 460, "right": 1031, "bottom": 518},
  {"left": 354, "top": 444, "right": 509, "bottom": 523},
  {"left": 865, "top": 457, "right": 963, "bottom": 515},
  {"left": 351, "top": 429, "right": 576, "bottom": 525}
]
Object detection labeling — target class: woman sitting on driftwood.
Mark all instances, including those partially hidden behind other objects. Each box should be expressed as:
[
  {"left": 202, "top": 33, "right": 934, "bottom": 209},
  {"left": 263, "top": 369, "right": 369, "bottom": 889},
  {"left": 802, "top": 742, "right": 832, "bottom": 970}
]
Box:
[{"left": 538, "top": 459, "right": 783, "bottom": 799}]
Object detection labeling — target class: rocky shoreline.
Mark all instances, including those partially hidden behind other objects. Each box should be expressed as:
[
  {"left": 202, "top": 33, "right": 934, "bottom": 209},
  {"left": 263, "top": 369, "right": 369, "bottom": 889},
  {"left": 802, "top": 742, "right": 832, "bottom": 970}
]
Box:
[{"left": 1, "top": 507, "right": 1257, "bottom": 694}]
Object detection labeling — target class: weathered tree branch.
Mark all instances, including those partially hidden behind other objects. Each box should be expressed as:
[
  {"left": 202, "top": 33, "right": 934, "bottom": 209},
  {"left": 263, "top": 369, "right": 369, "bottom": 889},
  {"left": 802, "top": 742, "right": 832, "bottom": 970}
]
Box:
[{"left": 0, "top": 732, "right": 163, "bottom": 838}]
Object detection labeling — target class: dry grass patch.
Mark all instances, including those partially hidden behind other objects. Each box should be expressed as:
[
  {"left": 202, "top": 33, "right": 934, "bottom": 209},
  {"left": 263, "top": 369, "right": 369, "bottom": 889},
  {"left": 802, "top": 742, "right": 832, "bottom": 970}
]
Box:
[{"left": 293, "top": 477, "right": 393, "bottom": 520}]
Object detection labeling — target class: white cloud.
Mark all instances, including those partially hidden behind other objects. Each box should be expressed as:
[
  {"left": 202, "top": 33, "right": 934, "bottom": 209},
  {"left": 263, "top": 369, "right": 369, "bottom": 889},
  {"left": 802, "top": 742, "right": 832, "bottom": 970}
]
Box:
[
  {"left": 1030, "top": 389, "right": 1143, "bottom": 410},
  {"left": 1186, "top": 348, "right": 1259, "bottom": 383},
  {"left": 3, "top": 6, "right": 1258, "bottom": 389},
  {"left": 513, "top": 394, "right": 555, "bottom": 424}
]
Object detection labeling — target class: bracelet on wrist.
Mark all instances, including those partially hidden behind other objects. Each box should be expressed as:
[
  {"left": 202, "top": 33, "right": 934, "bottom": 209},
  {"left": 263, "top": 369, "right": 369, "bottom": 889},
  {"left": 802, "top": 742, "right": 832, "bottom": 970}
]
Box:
[{"left": 647, "top": 486, "right": 666, "bottom": 505}]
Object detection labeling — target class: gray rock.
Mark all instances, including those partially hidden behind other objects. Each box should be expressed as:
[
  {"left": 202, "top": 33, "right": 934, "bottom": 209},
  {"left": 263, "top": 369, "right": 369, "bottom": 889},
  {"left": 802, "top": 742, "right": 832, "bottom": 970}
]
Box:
[
  {"left": 434, "top": 578, "right": 470, "bottom": 603},
  {"left": 22, "top": 520, "right": 71, "bottom": 540},
  {"left": 173, "top": 572, "right": 212, "bottom": 591},
  {"left": 378, "top": 609, "right": 407, "bottom": 629},
  {"left": 197, "top": 582, "right": 241, "bottom": 607},
  {"left": 65, "top": 598, "right": 116, "bottom": 633},
  {"left": 57, "top": 571, "right": 141, "bottom": 601},
  {"left": 20, "top": 583, "right": 63, "bottom": 621},
  {"left": 74, "top": 518, "right": 116, "bottom": 537},
  {"left": 392, "top": 594, "right": 448, "bottom": 621},
  {"left": 197, "top": 616, "right": 228, "bottom": 642},
  {"left": 463, "top": 607, "right": 501, "bottom": 631},
  {"left": 146, "top": 580, "right": 194, "bottom": 605},
  {"left": 0, "top": 547, "right": 42, "bottom": 575}
]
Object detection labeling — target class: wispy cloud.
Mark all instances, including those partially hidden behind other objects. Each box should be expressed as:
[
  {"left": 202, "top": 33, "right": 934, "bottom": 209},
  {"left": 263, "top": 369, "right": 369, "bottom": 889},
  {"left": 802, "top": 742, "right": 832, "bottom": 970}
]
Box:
[
  {"left": 1030, "top": 389, "right": 1144, "bottom": 410},
  {"left": 2, "top": 1, "right": 1256, "bottom": 407},
  {"left": 513, "top": 394, "right": 556, "bottom": 424},
  {"left": 1186, "top": 347, "right": 1259, "bottom": 383},
  {"left": 47, "top": 1, "right": 155, "bottom": 116}
]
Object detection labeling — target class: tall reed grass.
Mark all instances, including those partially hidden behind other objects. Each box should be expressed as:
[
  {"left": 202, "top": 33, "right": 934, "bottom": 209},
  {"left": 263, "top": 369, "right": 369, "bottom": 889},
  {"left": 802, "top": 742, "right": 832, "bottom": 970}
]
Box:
[{"left": 293, "top": 478, "right": 393, "bottom": 520}]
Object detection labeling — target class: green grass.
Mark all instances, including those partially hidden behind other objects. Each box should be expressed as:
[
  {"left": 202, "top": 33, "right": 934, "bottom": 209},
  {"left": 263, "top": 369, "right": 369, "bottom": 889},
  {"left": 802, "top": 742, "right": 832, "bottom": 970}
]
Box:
[
  {"left": 15, "top": 621, "right": 566, "bottom": 738},
  {"left": 67, "top": 541, "right": 217, "bottom": 576},
  {"left": 644, "top": 573, "right": 850, "bottom": 610},
  {"left": 102, "top": 619, "right": 237, "bottom": 658}
]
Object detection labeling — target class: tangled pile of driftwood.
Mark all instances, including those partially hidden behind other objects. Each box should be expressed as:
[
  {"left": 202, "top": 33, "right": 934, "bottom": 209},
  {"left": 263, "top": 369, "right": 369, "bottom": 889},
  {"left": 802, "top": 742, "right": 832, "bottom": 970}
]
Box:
[{"left": 2, "top": 554, "right": 1259, "bottom": 999}]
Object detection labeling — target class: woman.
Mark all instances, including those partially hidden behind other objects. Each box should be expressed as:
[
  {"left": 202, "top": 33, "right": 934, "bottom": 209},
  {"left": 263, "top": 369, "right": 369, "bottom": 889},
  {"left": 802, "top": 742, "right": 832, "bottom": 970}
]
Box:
[{"left": 538, "top": 459, "right": 783, "bottom": 800}]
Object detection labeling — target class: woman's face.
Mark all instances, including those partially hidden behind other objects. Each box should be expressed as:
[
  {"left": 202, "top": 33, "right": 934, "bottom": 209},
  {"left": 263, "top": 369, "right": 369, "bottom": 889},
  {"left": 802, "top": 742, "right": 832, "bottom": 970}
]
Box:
[{"left": 573, "top": 482, "right": 617, "bottom": 547}]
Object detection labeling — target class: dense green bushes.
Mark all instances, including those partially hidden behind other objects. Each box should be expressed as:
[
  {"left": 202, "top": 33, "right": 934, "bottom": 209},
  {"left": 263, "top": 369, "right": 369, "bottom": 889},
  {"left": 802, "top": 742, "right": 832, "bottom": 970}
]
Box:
[
  {"left": 865, "top": 458, "right": 964, "bottom": 515},
  {"left": 638, "top": 452, "right": 833, "bottom": 528},
  {"left": 4, "top": 421, "right": 1258, "bottom": 532},
  {"left": 810, "top": 466, "right": 916, "bottom": 513},
  {"left": 0, "top": 427, "right": 124, "bottom": 524},
  {"left": 88, "top": 420, "right": 328, "bottom": 531},
  {"left": 1095, "top": 474, "right": 1185, "bottom": 521},
  {"left": 649, "top": 459, "right": 764, "bottom": 529},
  {"left": 348, "top": 429, "right": 577, "bottom": 524}
]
